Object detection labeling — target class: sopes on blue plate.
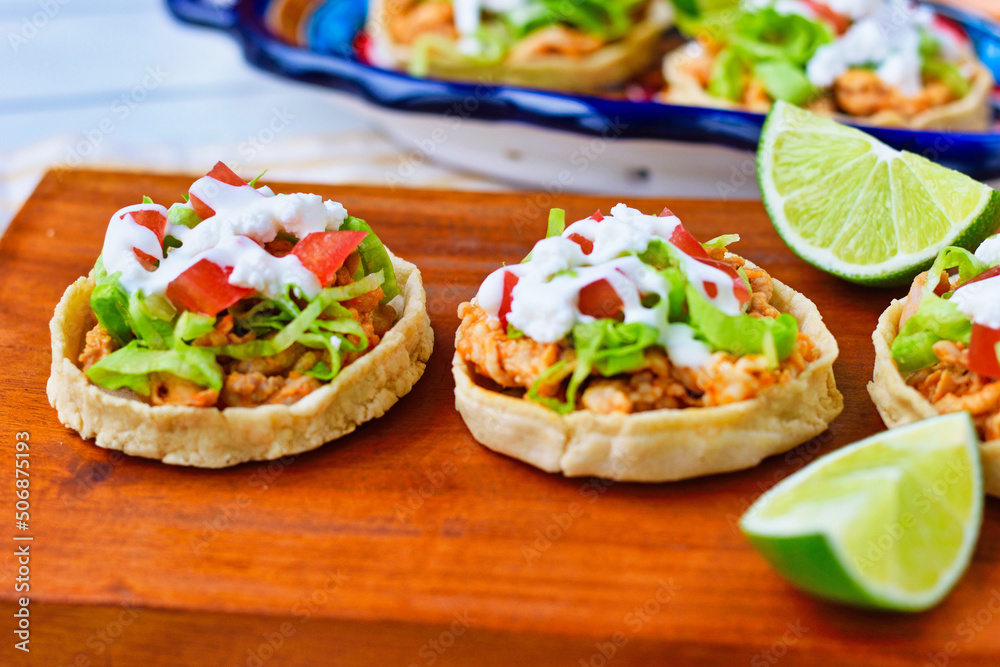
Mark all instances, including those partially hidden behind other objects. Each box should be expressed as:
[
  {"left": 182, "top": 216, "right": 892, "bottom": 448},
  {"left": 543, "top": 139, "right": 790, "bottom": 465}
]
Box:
[
  {"left": 661, "top": 0, "right": 994, "bottom": 130},
  {"left": 47, "top": 162, "right": 433, "bottom": 467},
  {"left": 452, "top": 204, "right": 843, "bottom": 481},
  {"left": 366, "top": 0, "right": 675, "bottom": 92}
]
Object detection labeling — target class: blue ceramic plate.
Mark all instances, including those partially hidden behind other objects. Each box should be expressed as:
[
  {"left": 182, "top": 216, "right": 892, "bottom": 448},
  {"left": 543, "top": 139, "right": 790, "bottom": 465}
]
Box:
[{"left": 167, "top": 0, "right": 1000, "bottom": 179}]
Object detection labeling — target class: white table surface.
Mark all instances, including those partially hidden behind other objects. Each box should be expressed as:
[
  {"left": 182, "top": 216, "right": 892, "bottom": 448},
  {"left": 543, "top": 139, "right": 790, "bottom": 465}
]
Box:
[{"left": 0, "top": 0, "right": 500, "bottom": 235}]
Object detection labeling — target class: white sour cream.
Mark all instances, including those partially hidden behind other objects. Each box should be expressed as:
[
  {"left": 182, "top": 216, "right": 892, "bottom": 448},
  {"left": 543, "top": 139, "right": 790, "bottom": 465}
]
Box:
[
  {"left": 452, "top": 0, "right": 529, "bottom": 53},
  {"left": 806, "top": 0, "right": 956, "bottom": 97},
  {"left": 952, "top": 234, "right": 1000, "bottom": 329},
  {"left": 975, "top": 235, "right": 1000, "bottom": 266},
  {"left": 952, "top": 274, "right": 1000, "bottom": 329},
  {"left": 101, "top": 173, "right": 350, "bottom": 302},
  {"left": 474, "top": 204, "right": 741, "bottom": 369}
]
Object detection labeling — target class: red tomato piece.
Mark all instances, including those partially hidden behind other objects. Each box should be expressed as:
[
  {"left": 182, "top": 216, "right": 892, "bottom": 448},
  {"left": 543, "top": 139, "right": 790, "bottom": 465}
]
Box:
[
  {"left": 290, "top": 231, "right": 368, "bottom": 286},
  {"left": 207, "top": 161, "right": 246, "bottom": 186},
  {"left": 133, "top": 248, "right": 160, "bottom": 271},
  {"left": 129, "top": 209, "right": 167, "bottom": 245},
  {"left": 666, "top": 221, "right": 751, "bottom": 309},
  {"left": 498, "top": 271, "right": 519, "bottom": 330},
  {"left": 802, "top": 0, "right": 850, "bottom": 33},
  {"left": 591, "top": 209, "right": 604, "bottom": 222},
  {"left": 189, "top": 195, "right": 214, "bottom": 220},
  {"left": 567, "top": 233, "right": 594, "bottom": 255},
  {"left": 668, "top": 224, "right": 711, "bottom": 261},
  {"left": 969, "top": 323, "right": 1000, "bottom": 379},
  {"left": 578, "top": 279, "right": 624, "bottom": 320},
  {"left": 189, "top": 161, "right": 249, "bottom": 219},
  {"left": 166, "top": 259, "right": 254, "bottom": 316},
  {"left": 698, "top": 257, "right": 752, "bottom": 308}
]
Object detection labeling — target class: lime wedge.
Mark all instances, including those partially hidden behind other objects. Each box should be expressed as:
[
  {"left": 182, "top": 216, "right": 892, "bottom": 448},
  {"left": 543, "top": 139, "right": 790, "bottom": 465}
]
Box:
[
  {"left": 758, "top": 101, "right": 1000, "bottom": 286},
  {"left": 740, "top": 413, "right": 983, "bottom": 611}
]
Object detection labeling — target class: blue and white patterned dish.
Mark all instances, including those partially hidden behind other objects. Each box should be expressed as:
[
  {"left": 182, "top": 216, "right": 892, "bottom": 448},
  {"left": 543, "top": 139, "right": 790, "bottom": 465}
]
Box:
[{"left": 167, "top": 0, "right": 1000, "bottom": 180}]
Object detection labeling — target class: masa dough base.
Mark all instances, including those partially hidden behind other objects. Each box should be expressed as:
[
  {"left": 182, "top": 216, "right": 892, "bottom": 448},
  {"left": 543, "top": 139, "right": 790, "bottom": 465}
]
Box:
[
  {"left": 47, "top": 254, "right": 434, "bottom": 468},
  {"left": 453, "top": 275, "right": 843, "bottom": 481},
  {"left": 661, "top": 47, "right": 994, "bottom": 131},
  {"left": 869, "top": 299, "right": 1000, "bottom": 497},
  {"left": 368, "top": 0, "right": 674, "bottom": 93}
]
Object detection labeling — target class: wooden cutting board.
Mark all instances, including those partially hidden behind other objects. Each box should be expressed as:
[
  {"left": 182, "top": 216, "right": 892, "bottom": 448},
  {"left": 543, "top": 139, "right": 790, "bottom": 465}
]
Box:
[{"left": 1, "top": 170, "right": 998, "bottom": 667}]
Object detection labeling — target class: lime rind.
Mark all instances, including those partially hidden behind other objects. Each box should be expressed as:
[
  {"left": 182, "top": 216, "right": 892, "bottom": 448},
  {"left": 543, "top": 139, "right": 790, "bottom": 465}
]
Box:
[
  {"left": 757, "top": 101, "right": 1000, "bottom": 286},
  {"left": 740, "top": 413, "right": 984, "bottom": 611}
]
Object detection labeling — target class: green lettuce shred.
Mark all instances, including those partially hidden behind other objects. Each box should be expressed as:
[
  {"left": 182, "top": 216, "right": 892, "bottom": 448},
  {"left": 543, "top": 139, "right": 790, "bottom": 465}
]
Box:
[
  {"left": 685, "top": 285, "right": 799, "bottom": 359},
  {"left": 340, "top": 216, "right": 400, "bottom": 304}
]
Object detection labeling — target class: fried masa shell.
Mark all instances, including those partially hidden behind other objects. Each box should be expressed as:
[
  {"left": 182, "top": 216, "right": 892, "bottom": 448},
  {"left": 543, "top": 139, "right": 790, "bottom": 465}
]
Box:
[
  {"left": 47, "top": 254, "right": 434, "bottom": 468},
  {"left": 661, "top": 47, "right": 994, "bottom": 131},
  {"left": 367, "top": 0, "right": 674, "bottom": 93},
  {"left": 453, "top": 271, "right": 843, "bottom": 481},
  {"left": 869, "top": 299, "right": 1000, "bottom": 497}
]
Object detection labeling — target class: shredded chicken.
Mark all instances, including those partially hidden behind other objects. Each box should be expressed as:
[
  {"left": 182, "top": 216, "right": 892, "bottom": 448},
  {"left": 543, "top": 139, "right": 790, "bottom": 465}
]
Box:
[
  {"left": 456, "top": 302, "right": 575, "bottom": 394},
  {"left": 387, "top": 0, "right": 457, "bottom": 45},
  {"left": 193, "top": 314, "right": 255, "bottom": 347},
  {"left": 834, "top": 69, "right": 957, "bottom": 119},
  {"left": 150, "top": 373, "right": 219, "bottom": 407},
  {"left": 79, "top": 322, "right": 116, "bottom": 371},
  {"left": 581, "top": 349, "right": 701, "bottom": 413},
  {"left": 906, "top": 337, "right": 1000, "bottom": 443}
]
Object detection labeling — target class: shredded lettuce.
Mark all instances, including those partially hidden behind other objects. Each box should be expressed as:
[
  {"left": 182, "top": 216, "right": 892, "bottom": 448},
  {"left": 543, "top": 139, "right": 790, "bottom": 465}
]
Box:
[
  {"left": 685, "top": 285, "right": 798, "bottom": 359},
  {"left": 926, "top": 247, "right": 987, "bottom": 293},
  {"left": 340, "top": 216, "right": 400, "bottom": 304},
  {"left": 167, "top": 202, "right": 201, "bottom": 229},
  {"left": 527, "top": 320, "right": 659, "bottom": 414},
  {"left": 702, "top": 233, "right": 740, "bottom": 249},
  {"left": 698, "top": 7, "right": 831, "bottom": 104},
  {"left": 922, "top": 57, "right": 971, "bottom": 98},
  {"left": 890, "top": 245, "right": 987, "bottom": 373},
  {"left": 90, "top": 256, "right": 134, "bottom": 347},
  {"left": 891, "top": 294, "right": 971, "bottom": 373},
  {"left": 175, "top": 311, "right": 217, "bottom": 342},
  {"left": 86, "top": 340, "right": 223, "bottom": 396}
]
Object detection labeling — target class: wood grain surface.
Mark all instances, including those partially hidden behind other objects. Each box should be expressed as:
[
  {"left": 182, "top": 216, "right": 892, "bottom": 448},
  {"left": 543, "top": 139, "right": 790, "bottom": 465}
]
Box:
[{"left": 1, "top": 170, "right": 998, "bottom": 666}]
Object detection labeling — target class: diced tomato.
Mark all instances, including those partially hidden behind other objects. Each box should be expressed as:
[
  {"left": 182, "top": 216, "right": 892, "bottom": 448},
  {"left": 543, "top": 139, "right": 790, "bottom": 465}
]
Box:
[
  {"left": 165, "top": 259, "right": 254, "bottom": 316},
  {"left": 700, "top": 256, "right": 752, "bottom": 306},
  {"left": 567, "top": 233, "right": 594, "bottom": 255},
  {"left": 802, "top": 0, "right": 850, "bottom": 34},
  {"left": 189, "top": 161, "right": 249, "bottom": 219},
  {"left": 578, "top": 279, "right": 624, "bottom": 320},
  {"left": 133, "top": 248, "right": 160, "bottom": 271},
  {"left": 498, "top": 271, "right": 519, "bottom": 330},
  {"left": 189, "top": 195, "right": 214, "bottom": 221},
  {"left": 668, "top": 224, "right": 710, "bottom": 261},
  {"left": 969, "top": 323, "right": 1000, "bottom": 379},
  {"left": 591, "top": 209, "right": 604, "bottom": 222},
  {"left": 207, "top": 161, "right": 246, "bottom": 186},
  {"left": 667, "top": 221, "right": 750, "bottom": 309},
  {"left": 128, "top": 209, "right": 167, "bottom": 245},
  {"left": 290, "top": 231, "right": 368, "bottom": 286}
]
